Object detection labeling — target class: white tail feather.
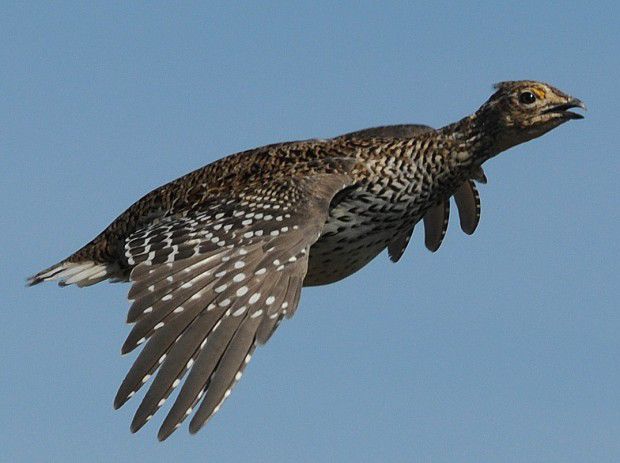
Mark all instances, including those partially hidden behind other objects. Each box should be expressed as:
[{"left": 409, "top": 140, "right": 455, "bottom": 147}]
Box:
[{"left": 28, "top": 261, "right": 117, "bottom": 287}]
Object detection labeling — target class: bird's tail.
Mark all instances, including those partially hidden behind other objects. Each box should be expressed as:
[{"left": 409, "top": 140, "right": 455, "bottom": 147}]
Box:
[{"left": 27, "top": 259, "right": 119, "bottom": 287}]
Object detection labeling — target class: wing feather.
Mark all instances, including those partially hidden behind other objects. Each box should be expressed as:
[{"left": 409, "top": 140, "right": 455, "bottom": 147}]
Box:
[
  {"left": 187, "top": 315, "right": 262, "bottom": 436},
  {"left": 423, "top": 200, "right": 450, "bottom": 252},
  {"left": 114, "top": 170, "right": 355, "bottom": 439},
  {"left": 454, "top": 180, "right": 481, "bottom": 235}
]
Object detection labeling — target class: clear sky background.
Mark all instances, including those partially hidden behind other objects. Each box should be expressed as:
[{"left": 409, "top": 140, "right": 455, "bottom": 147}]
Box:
[{"left": 2, "top": 2, "right": 618, "bottom": 462}]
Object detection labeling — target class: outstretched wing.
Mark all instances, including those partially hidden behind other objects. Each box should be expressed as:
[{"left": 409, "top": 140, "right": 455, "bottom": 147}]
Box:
[{"left": 113, "top": 169, "right": 354, "bottom": 440}]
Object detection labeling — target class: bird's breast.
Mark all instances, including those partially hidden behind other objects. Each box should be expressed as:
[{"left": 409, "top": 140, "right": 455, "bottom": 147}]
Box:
[
  {"left": 303, "top": 186, "right": 418, "bottom": 286},
  {"left": 303, "top": 154, "right": 466, "bottom": 286}
]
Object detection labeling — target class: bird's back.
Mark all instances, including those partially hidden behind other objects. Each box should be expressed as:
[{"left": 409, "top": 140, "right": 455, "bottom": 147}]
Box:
[{"left": 53, "top": 138, "right": 360, "bottom": 278}]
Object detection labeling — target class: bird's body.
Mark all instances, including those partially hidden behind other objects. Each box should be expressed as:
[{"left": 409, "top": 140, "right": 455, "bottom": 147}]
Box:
[
  {"left": 29, "top": 80, "right": 585, "bottom": 440},
  {"left": 51, "top": 130, "right": 477, "bottom": 286}
]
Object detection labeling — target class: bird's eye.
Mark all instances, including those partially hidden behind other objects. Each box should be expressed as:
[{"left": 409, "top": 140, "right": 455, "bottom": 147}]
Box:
[{"left": 519, "top": 91, "right": 537, "bottom": 105}]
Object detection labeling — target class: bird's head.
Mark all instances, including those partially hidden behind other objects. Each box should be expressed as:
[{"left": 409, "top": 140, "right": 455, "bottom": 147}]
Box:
[{"left": 474, "top": 80, "right": 585, "bottom": 155}]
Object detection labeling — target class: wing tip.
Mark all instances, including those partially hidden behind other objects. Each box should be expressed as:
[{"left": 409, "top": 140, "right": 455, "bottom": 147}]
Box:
[
  {"left": 462, "top": 225, "right": 477, "bottom": 235},
  {"left": 130, "top": 414, "right": 149, "bottom": 434},
  {"left": 188, "top": 418, "right": 203, "bottom": 435},
  {"left": 424, "top": 241, "right": 441, "bottom": 252},
  {"left": 114, "top": 392, "right": 127, "bottom": 410},
  {"left": 158, "top": 417, "right": 183, "bottom": 441},
  {"left": 157, "top": 427, "right": 173, "bottom": 441},
  {"left": 387, "top": 249, "right": 401, "bottom": 262}
]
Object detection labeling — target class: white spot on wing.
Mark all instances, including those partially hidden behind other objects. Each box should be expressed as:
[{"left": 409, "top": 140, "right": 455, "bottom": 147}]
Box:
[
  {"left": 233, "top": 306, "right": 247, "bottom": 317},
  {"left": 236, "top": 286, "right": 248, "bottom": 297},
  {"left": 215, "top": 284, "right": 228, "bottom": 293}
]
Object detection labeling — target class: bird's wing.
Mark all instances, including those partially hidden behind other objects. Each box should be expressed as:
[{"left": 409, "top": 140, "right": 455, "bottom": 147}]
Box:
[
  {"left": 335, "top": 123, "right": 434, "bottom": 139},
  {"left": 114, "top": 168, "right": 355, "bottom": 440}
]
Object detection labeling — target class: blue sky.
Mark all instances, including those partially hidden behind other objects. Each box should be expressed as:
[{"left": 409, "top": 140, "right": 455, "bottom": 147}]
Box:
[{"left": 2, "top": 2, "right": 619, "bottom": 462}]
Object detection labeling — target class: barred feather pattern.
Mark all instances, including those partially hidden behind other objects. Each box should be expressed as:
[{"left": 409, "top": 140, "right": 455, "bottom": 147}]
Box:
[
  {"left": 112, "top": 173, "right": 353, "bottom": 440},
  {"left": 336, "top": 124, "right": 483, "bottom": 260},
  {"left": 420, "top": 178, "right": 482, "bottom": 252},
  {"left": 387, "top": 177, "right": 482, "bottom": 261}
]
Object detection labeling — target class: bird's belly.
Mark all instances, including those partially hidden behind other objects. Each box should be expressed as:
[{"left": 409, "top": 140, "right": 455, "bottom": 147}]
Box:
[{"left": 303, "top": 196, "right": 403, "bottom": 286}]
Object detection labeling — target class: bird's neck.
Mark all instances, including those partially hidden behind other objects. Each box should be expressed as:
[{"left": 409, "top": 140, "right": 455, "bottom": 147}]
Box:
[{"left": 438, "top": 106, "right": 506, "bottom": 167}]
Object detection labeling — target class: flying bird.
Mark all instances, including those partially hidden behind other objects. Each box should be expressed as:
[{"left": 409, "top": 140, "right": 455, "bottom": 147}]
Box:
[{"left": 28, "top": 80, "right": 585, "bottom": 440}]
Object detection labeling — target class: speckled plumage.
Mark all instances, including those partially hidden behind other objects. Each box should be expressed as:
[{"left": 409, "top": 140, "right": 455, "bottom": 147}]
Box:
[{"left": 29, "top": 80, "right": 584, "bottom": 440}]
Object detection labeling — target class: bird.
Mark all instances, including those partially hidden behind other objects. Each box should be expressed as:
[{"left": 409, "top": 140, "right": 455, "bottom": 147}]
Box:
[{"left": 28, "top": 80, "right": 585, "bottom": 440}]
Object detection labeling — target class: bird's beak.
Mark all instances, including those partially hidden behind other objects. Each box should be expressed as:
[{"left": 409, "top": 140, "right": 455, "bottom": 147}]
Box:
[
  {"left": 569, "top": 97, "right": 587, "bottom": 111},
  {"left": 544, "top": 97, "right": 586, "bottom": 120}
]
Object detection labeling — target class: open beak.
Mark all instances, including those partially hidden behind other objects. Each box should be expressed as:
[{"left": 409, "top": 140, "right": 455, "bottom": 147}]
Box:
[{"left": 544, "top": 97, "right": 586, "bottom": 120}]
